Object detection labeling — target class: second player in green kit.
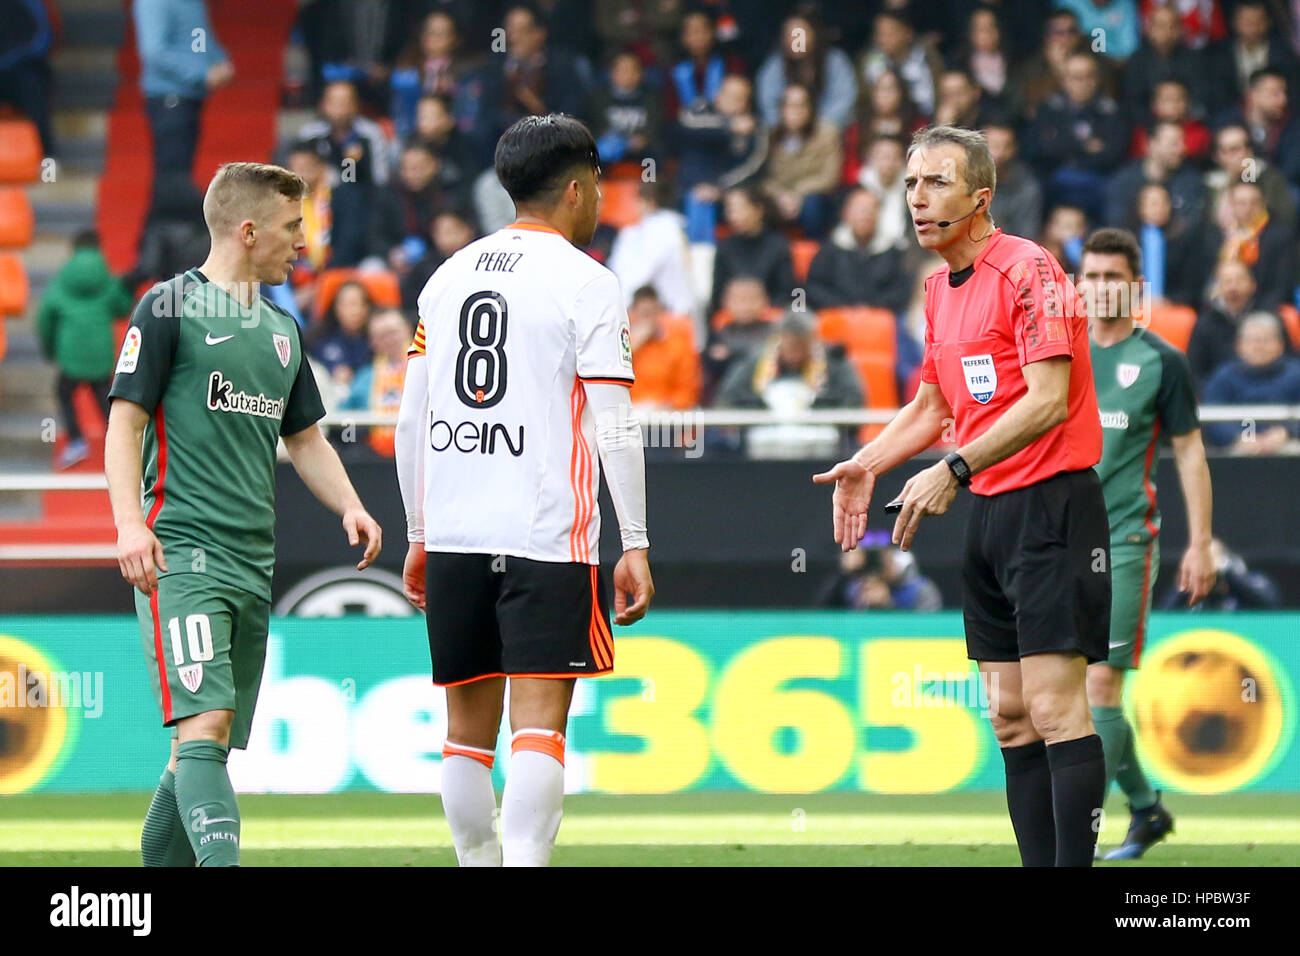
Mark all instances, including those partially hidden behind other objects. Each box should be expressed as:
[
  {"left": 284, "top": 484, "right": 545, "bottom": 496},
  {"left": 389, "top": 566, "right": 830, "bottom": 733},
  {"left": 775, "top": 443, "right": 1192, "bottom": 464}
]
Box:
[
  {"left": 106, "top": 163, "right": 383, "bottom": 867},
  {"left": 1079, "top": 229, "right": 1216, "bottom": 860}
]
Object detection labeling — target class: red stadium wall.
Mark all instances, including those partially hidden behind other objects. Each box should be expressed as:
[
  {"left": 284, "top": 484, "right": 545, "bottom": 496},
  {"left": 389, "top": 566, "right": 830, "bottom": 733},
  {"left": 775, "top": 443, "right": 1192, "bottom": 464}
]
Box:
[{"left": 97, "top": 0, "right": 298, "bottom": 272}]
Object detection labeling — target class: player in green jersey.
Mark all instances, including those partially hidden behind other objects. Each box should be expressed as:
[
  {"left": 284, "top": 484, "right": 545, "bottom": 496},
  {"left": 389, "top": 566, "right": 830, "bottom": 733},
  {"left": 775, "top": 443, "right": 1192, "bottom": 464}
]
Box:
[
  {"left": 105, "top": 162, "right": 383, "bottom": 866},
  {"left": 1078, "top": 228, "right": 1216, "bottom": 860}
]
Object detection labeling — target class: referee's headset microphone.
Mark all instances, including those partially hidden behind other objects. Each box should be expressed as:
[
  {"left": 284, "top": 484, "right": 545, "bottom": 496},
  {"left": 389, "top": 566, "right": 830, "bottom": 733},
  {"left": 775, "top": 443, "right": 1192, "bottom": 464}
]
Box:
[{"left": 936, "top": 198, "right": 984, "bottom": 229}]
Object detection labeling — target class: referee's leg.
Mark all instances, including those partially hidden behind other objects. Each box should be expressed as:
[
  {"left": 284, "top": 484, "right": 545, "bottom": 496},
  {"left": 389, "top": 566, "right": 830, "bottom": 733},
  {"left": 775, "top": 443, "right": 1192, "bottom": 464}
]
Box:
[
  {"left": 1021, "top": 652, "right": 1104, "bottom": 865},
  {"left": 981, "top": 660, "right": 1056, "bottom": 867}
]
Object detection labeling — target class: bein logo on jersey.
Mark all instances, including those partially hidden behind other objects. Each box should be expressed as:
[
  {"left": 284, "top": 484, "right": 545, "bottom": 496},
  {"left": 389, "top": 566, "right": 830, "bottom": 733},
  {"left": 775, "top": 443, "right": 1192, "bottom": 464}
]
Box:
[
  {"left": 961, "top": 354, "right": 997, "bottom": 404},
  {"left": 206, "top": 371, "right": 286, "bottom": 421},
  {"left": 429, "top": 416, "right": 525, "bottom": 456}
]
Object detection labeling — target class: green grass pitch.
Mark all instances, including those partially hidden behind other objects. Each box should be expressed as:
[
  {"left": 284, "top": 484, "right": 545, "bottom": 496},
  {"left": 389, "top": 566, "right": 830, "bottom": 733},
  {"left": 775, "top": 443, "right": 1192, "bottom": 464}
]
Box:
[{"left": 2, "top": 791, "right": 1297, "bottom": 866}]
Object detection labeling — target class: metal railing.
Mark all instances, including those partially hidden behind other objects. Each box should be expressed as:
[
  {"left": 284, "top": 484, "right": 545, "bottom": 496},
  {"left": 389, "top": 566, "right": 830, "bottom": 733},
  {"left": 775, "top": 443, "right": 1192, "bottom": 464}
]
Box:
[{"left": 0, "top": 404, "right": 1297, "bottom": 494}]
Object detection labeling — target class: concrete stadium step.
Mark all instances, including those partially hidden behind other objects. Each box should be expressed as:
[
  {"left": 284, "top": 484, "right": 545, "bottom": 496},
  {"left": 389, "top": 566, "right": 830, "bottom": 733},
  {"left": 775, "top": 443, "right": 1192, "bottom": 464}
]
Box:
[
  {"left": 53, "top": 109, "right": 107, "bottom": 142},
  {"left": 0, "top": 357, "right": 57, "bottom": 400},
  {"left": 28, "top": 168, "right": 97, "bottom": 206},
  {"left": 52, "top": 47, "right": 119, "bottom": 75},
  {"left": 29, "top": 199, "right": 94, "bottom": 237},
  {"left": 0, "top": 410, "right": 58, "bottom": 448},
  {"left": 51, "top": 136, "right": 105, "bottom": 174},
  {"left": 0, "top": 491, "right": 43, "bottom": 523},
  {"left": 58, "top": 4, "right": 127, "bottom": 49},
  {"left": 52, "top": 66, "right": 120, "bottom": 112}
]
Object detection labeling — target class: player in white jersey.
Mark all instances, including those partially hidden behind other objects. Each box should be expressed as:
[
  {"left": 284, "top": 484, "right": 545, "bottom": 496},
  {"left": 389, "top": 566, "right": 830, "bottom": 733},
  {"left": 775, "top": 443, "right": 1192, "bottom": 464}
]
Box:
[{"left": 395, "top": 115, "right": 654, "bottom": 867}]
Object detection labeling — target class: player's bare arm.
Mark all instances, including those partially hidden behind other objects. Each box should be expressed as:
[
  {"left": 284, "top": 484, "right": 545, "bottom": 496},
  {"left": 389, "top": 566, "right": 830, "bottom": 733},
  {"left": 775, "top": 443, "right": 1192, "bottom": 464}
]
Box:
[
  {"left": 282, "top": 423, "right": 382, "bottom": 569},
  {"left": 891, "top": 357, "right": 1070, "bottom": 551},
  {"left": 1171, "top": 428, "right": 1215, "bottom": 605},
  {"left": 813, "top": 379, "right": 952, "bottom": 551},
  {"left": 105, "top": 397, "right": 169, "bottom": 594},
  {"left": 395, "top": 350, "right": 429, "bottom": 611}
]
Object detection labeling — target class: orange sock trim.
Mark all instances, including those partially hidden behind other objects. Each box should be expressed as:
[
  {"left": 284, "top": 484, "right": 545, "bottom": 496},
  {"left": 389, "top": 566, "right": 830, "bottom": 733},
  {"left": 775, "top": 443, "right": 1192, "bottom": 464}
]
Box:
[
  {"left": 442, "top": 741, "right": 495, "bottom": 769},
  {"left": 511, "top": 729, "right": 566, "bottom": 766}
]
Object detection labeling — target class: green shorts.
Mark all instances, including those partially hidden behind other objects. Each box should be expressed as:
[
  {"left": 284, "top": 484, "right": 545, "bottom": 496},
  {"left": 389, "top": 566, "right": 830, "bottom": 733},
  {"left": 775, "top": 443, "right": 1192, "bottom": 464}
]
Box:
[
  {"left": 134, "top": 573, "right": 270, "bottom": 750},
  {"left": 1105, "top": 540, "right": 1160, "bottom": 670}
]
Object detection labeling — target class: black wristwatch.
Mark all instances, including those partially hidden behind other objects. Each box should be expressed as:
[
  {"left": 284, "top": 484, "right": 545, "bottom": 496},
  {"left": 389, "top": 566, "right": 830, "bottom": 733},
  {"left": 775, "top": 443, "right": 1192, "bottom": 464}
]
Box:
[{"left": 944, "top": 451, "right": 973, "bottom": 487}]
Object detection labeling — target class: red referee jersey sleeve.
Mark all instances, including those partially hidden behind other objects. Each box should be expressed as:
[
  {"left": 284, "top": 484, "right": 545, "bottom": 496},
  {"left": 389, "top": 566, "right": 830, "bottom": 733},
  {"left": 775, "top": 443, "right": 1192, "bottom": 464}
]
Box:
[{"left": 1009, "top": 254, "right": 1075, "bottom": 367}]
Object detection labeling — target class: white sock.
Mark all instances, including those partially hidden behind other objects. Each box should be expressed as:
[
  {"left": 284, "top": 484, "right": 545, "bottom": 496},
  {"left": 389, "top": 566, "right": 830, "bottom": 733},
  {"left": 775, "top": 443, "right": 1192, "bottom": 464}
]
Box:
[
  {"left": 501, "top": 729, "right": 565, "bottom": 867},
  {"left": 440, "top": 744, "right": 500, "bottom": 867}
]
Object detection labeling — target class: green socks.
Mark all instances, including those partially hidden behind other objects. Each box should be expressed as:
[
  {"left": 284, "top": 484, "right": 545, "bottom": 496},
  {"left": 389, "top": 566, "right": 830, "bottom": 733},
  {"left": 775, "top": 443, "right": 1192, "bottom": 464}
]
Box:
[
  {"left": 141, "top": 768, "right": 196, "bottom": 867},
  {"left": 1091, "top": 705, "right": 1158, "bottom": 812},
  {"left": 173, "top": 740, "right": 241, "bottom": 866}
]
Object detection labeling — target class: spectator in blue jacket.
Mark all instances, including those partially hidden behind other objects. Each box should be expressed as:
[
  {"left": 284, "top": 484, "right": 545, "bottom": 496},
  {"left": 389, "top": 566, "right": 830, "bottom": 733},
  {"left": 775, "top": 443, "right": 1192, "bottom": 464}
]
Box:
[
  {"left": 1202, "top": 313, "right": 1300, "bottom": 451},
  {"left": 134, "top": 0, "right": 232, "bottom": 179},
  {"left": 1055, "top": 0, "right": 1140, "bottom": 61}
]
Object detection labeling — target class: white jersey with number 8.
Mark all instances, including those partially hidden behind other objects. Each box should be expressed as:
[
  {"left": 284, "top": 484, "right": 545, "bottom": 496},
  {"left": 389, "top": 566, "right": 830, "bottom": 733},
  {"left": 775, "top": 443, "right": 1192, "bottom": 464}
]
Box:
[{"left": 407, "top": 222, "right": 635, "bottom": 565}]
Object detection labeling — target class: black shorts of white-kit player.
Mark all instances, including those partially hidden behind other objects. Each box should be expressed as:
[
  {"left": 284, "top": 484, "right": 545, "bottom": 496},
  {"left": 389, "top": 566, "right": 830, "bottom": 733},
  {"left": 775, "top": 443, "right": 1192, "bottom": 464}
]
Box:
[
  {"left": 962, "top": 467, "right": 1111, "bottom": 663},
  {"left": 424, "top": 552, "right": 615, "bottom": 686}
]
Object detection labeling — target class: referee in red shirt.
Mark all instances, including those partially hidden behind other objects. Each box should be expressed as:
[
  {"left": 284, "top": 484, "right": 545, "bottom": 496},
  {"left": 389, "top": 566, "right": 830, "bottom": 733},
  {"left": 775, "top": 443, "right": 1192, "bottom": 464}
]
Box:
[{"left": 815, "top": 126, "right": 1110, "bottom": 866}]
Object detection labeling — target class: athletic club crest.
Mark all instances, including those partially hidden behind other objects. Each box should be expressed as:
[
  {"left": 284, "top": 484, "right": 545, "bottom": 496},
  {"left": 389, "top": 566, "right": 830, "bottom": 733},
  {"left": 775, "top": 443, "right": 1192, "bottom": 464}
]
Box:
[
  {"left": 272, "top": 333, "right": 292, "bottom": 368},
  {"left": 961, "top": 354, "right": 997, "bottom": 404},
  {"left": 1117, "top": 363, "right": 1140, "bottom": 389},
  {"left": 178, "top": 663, "right": 204, "bottom": 693}
]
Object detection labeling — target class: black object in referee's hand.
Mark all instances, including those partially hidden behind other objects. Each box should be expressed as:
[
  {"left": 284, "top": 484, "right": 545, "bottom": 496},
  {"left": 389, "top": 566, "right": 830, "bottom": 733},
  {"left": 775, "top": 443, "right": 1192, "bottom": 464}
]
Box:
[{"left": 884, "top": 498, "right": 904, "bottom": 514}]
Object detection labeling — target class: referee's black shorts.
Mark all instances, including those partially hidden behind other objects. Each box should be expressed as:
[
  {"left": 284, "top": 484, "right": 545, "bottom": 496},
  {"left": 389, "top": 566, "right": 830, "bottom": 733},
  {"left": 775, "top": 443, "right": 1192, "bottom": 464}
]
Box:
[
  {"left": 423, "top": 551, "right": 614, "bottom": 686},
  {"left": 962, "top": 468, "right": 1111, "bottom": 664}
]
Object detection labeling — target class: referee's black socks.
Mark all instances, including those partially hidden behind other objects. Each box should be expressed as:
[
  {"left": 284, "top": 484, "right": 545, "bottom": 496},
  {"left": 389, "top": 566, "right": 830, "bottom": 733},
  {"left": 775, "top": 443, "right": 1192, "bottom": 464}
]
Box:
[
  {"left": 1046, "top": 734, "right": 1106, "bottom": 867},
  {"left": 1001, "top": 735, "right": 1106, "bottom": 866},
  {"left": 1000, "top": 740, "right": 1056, "bottom": 867}
]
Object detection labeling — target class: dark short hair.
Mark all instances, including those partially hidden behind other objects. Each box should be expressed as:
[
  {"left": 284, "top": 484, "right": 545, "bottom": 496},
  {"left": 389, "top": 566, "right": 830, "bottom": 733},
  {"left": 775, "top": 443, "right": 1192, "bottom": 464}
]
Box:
[
  {"left": 494, "top": 114, "right": 600, "bottom": 205},
  {"left": 631, "top": 284, "right": 660, "bottom": 304},
  {"left": 1249, "top": 66, "right": 1288, "bottom": 88},
  {"left": 1082, "top": 227, "right": 1141, "bottom": 277},
  {"left": 72, "top": 229, "right": 100, "bottom": 249}
]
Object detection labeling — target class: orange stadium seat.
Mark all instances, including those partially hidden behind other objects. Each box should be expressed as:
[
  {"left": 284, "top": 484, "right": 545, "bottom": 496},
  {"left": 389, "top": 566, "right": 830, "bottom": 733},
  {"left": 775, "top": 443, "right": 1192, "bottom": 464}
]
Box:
[
  {"left": 0, "top": 188, "right": 34, "bottom": 247},
  {"left": 0, "top": 119, "right": 42, "bottom": 183},
  {"left": 710, "top": 305, "right": 783, "bottom": 331},
  {"left": 0, "top": 253, "right": 29, "bottom": 314},
  {"left": 1143, "top": 305, "right": 1196, "bottom": 352},
  {"left": 1278, "top": 304, "right": 1300, "bottom": 350},
  {"left": 817, "top": 306, "right": 897, "bottom": 360},
  {"left": 314, "top": 268, "right": 402, "bottom": 317},
  {"left": 790, "top": 239, "right": 819, "bottom": 283},
  {"left": 850, "top": 350, "right": 899, "bottom": 409},
  {"left": 597, "top": 178, "right": 641, "bottom": 229}
]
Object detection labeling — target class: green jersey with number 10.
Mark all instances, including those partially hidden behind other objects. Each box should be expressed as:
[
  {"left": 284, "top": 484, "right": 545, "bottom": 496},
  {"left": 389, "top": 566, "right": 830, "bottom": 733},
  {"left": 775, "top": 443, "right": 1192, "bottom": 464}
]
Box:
[{"left": 108, "top": 270, "right": 326, "bottom": 600}]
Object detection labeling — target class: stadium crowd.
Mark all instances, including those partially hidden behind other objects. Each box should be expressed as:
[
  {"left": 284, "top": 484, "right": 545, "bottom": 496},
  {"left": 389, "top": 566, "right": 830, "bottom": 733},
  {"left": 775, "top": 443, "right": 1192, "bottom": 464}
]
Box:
[{"left": 20, "top": 0, "right": 1300, "bottom": 462}]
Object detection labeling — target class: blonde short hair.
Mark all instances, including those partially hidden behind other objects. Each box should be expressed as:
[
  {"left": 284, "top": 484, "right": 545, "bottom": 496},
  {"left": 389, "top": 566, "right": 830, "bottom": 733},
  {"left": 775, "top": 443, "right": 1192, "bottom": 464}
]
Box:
[{"left": 202, "top": 162, "right": 306, "bottom": 235}]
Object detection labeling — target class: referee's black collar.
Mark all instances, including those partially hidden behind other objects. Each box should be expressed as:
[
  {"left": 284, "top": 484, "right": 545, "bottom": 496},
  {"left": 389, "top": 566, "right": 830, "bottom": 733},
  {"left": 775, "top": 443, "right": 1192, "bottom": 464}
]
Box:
[{"left": 946, "top": 228, "right": 1002, "bottom": 288}]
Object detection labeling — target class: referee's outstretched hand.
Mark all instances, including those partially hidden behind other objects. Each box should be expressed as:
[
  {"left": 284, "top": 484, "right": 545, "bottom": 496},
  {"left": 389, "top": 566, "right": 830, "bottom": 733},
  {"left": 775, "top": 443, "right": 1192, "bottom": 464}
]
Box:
[{"left": 812, "top": 458, "right": 876, "bottom": 552}]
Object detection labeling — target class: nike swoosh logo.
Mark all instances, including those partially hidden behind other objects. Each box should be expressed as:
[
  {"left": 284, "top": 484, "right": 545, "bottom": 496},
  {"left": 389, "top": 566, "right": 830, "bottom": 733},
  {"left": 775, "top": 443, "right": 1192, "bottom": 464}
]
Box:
[{"left": 205, "top": 333, "right": 234, "bottom": 345}]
